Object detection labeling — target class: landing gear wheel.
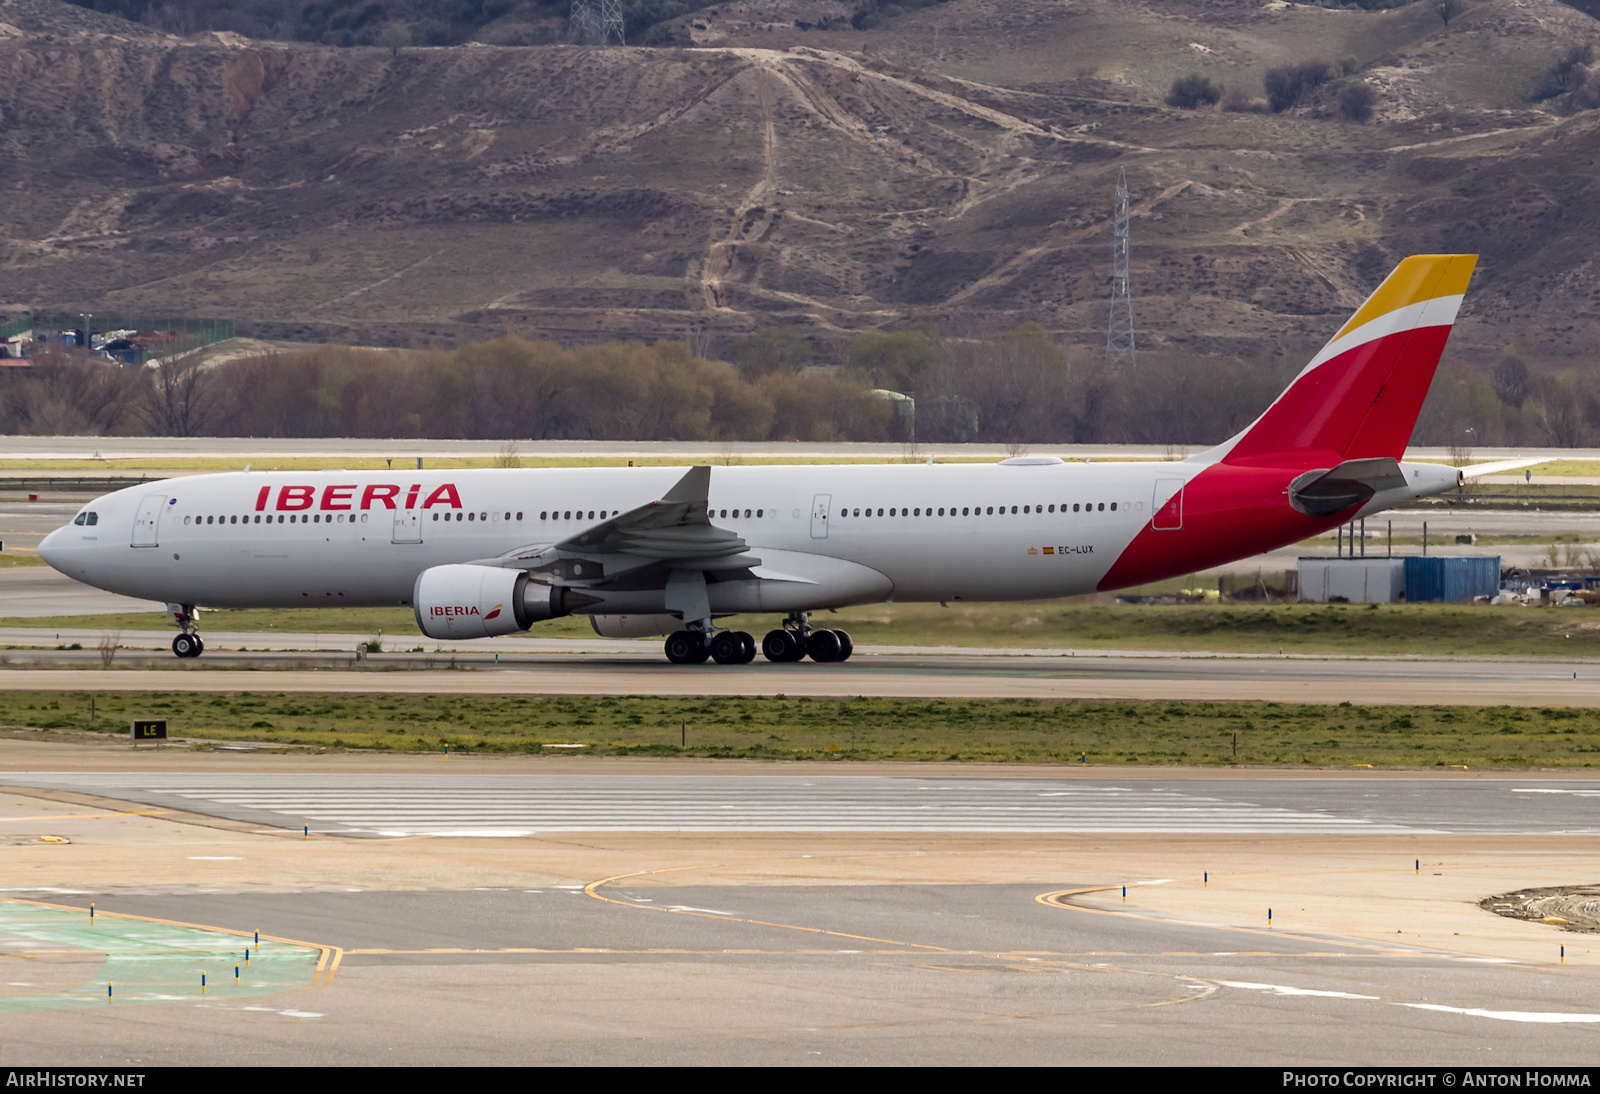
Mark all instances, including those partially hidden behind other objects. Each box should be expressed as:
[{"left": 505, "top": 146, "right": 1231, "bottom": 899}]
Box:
[
  {"left": 834, "top": 630, "right": 853, "bottom": 662},
  {"left": 172, "top": 633, "right": 201, "bottom": 659},
  {"left": 737, "top": 631, "right": 757, "bottom": 664},
  {"left": 192, "top": 635, "right": 204, "bottom": 655},
  {"left": 762, "top": 629, "right": 802, "bottom": 663},
  {"left": 710, "top": 631, "right": 746, "bottom": 665},
  {"left": 806, "top": 629, "right": 843, "bottom": 663},
  {"left": 664, "top": 630, "right": 701, "bottom": 665}
]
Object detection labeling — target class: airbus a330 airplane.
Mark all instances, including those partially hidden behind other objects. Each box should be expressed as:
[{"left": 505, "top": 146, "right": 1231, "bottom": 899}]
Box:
[{"left": 41, "top": 254, "right": 1508, "bottom": 665}]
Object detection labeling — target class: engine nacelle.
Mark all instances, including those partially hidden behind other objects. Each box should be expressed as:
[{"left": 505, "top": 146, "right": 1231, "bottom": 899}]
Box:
[
  {"left": 413, "top": 564, "right": 569, "bottom": 640},
  {"left": 589, "top": 614, "right": 682, "bottom": 639}
]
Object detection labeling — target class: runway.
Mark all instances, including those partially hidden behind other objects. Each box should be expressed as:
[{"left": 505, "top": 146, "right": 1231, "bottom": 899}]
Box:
[
  {"left": 2, "top": 754, "right": 1598, "bottom": 1065},
  {"left": 6, "top": 771, "right": 1598, "bottom": 837},
  {"left": 6, "top": 883, "right": 1589, "bottom": 1066}
]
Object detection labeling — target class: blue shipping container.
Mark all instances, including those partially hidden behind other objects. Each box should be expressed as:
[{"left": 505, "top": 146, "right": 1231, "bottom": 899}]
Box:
[{"left": 1403, "top": 556, "right": 1501, "bottom": 603}]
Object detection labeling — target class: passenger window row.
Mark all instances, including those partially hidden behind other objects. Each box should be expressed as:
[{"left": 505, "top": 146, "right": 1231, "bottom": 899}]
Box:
[
  {"left": 185, "top": 513, "right": 372, "bottom": 525},
  {"left": 838, "top": 502, "right": 1118, "bottom": 518},
  {"left": 541, "top": 510, "right": 611, "bottom": 520},
  {"left": 182, "top": 511, "right": 529, "bottom": 526}
]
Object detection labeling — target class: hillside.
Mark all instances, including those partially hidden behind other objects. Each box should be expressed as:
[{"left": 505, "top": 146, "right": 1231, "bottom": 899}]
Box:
[{"left": 3, "top": 0, "right": 1600, "bottom": 370}]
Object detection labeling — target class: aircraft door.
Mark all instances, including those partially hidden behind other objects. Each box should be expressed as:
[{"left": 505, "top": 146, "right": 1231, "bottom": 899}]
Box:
[
  {"left": 131, "top": 494, "right": 167, "bottom": 547},
  {"left": 392, "top": 509, "right": 422, "bottom": 544},
  {"left": 1152, "top": 479, "right": 1184, "bottom": 531},
  {"left": 810, "top": 494, "right": 831, "bottom": 539}
]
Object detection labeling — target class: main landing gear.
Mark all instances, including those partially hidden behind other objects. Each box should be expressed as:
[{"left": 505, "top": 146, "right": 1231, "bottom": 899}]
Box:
[
  {"left": 167, "top": 603, "right": 204, "bottom": 659},
  {"left": 663, "top": 629, "right": 756, "bottom": 665},
  {"left": 661, "top": 613, "right": 853, "bottom": 666},
  {"left": 761, "top": 626, "right": 852, "bottom": 664}
]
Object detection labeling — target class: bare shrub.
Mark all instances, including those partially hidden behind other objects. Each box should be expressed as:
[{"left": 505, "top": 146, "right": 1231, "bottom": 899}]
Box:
[
  {"left": 492, "top": 441, "right": 523, "bottom": 468},
  {"left": 1221, "top": 87, "right": 1266, "bottom": 113},
  {"left": 1533, "top": 44, "right": 1594, "bottom": 102},
  {"left": 98, "top": 631, "right": 120, "bottom": 669},
  {"left": 1264, "top": 59, "right": 1336, "bottom": 113},
  {"left": 1339, "top": 81, "right": 1376, "bottom": 122},
  {"left": 1167, "top": 74, "right": 1223, "bottom": 109},
  {"left": 1432, "top": 0, "right": 1467, "bottom": 27},
  {"left": 1492, "top": 355, "right": 1531, "bottom": 408}
]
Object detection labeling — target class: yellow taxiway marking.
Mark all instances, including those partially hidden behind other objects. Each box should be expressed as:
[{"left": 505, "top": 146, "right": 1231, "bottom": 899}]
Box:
[
  {"left": 7, "top": 896, "right": 344, "bottom": 989},
  {"left": 585, "top": 866, "right": 952, "bottom": 952}
]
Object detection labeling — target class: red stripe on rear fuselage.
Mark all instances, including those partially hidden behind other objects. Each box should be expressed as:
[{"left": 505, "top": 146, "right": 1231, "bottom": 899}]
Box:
[
  {"left": 1098, "top": 326, "right": 1452, "bottom": 591},
  {"left": 1097, "top": 461, "right": 1327, "bottom": 591}
]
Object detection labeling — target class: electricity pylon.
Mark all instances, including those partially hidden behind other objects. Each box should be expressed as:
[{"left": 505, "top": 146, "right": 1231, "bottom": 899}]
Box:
[{"left": 1106, "top": 167, "right": 1136, "bottom": 365}]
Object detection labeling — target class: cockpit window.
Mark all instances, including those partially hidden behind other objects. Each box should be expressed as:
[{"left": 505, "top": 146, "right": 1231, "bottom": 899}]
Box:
[
  {"left": 86, "top": 512, "right": 97, "bottom": 526},
  {"left": 73, "top": 513, "right": 86, "bottom": 525}
]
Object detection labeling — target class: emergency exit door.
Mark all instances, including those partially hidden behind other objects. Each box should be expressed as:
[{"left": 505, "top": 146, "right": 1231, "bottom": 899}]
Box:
[
  {"left": 810, "top": 494, "right": 831, "bottom": 539},
  {"left": 1153, "top": 479, "right": 1184, "bottom": 530}
]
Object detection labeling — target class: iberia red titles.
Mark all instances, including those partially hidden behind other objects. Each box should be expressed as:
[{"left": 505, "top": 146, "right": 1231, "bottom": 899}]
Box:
[{"left": 254, "top": 484, "right": 462, "bottom": 512}]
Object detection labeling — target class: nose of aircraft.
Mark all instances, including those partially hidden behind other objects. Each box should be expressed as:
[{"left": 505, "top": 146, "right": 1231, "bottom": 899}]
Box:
[{"left": 38, "top": 524, "right": 70, "bottom": 571}]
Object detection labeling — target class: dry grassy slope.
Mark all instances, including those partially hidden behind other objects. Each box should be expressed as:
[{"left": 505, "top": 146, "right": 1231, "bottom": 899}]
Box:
[{"left": 1, "top": 0, "right": 1598, "bottom": 363}]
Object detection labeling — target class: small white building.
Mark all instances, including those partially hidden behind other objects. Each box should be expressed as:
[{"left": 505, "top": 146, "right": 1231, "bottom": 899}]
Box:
[{"left": 1298, "top": 557, "right": 1406, "bottom": 603}]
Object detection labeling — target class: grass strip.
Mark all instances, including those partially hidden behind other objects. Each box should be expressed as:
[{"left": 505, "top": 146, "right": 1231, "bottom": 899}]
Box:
[
  {"left": 4, "top": 692, "right": 1599, "bottom": 767},
  {"left": 5, "top": 601, "right": 1600, "bottom": 657}
]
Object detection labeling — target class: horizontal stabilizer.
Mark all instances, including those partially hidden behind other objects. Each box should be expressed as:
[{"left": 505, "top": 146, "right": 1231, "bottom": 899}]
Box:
[
  {"left": 1289, "top": 457, "right": 1407, "bottom": 516},
  {"left": 1459, "top": 457, "right": 1547, "bottom": 479}
]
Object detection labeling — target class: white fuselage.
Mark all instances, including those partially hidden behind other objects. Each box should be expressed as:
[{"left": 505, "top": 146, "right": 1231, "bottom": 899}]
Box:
[{"left": 40, "top": 462, "right": 1171, "bottom": 611}]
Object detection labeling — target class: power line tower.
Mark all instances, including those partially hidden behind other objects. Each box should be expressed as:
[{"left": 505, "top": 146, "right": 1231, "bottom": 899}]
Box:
[
  {"left": 569, "top": 0, "right": 624, "bottom": 45},
  {"left": 1105, "top": 167, "right": 1136, "bottom": 365}
]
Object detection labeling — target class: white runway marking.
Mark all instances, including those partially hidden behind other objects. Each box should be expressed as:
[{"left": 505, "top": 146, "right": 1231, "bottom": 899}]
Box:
[
  {"left": 1397, "top": 1003, "right": 1600, "bottom": 1024},
  {"left": 1, "top": 773, "right": 1426, "bottom": 837},
  {"left": 1220, "top": 981, "right": 1380, "bottom": 1000}
]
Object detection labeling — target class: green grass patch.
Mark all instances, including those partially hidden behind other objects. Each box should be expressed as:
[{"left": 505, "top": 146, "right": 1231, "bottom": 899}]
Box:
[
  {"left": 817, "top": 601, "right": 1600, "bottom": 657},
  {"left": 5, "top": 691, "right": 1597, "bottom": 766},
  {"left": 5, "top": 601, "right": 1600, "bottom": 656},
  {"left": 0, "top": 552, "right": 46, "bottom": 567}
]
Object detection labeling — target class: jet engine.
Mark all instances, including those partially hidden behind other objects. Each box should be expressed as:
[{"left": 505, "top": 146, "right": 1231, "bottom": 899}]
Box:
[{"left": 413, "top": 564, "right": 569, "bottom": 640}]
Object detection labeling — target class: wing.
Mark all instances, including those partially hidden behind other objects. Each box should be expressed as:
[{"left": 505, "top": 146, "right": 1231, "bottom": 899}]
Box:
[{"left": 475, "top": 465, "right": 760, "bottom": 586}]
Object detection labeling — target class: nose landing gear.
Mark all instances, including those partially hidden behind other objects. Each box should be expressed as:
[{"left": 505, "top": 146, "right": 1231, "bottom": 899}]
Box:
[{"left": 166, "top": 602, "right": 204, "bottom": 659}]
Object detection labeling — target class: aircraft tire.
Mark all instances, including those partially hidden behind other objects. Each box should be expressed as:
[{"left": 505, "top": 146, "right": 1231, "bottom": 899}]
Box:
[
  {"left": 806, "top": 629, "right": 842, "bottom": 663},
  {"left": 762, "top": 629, "right": 800, "bottom": 663},
  {"left": 710, "top": 631, "right": 745, "bottom": 665},
  {"left": 834, "top": 630, "right": 853, "bottom": 661},
  {"left": 664, "top": 631, "right": 701, "bottom": 664},
  {"left": 172, "top": 633, "right": 200, "bottom": 659},
  {"left": 737, "top": 631, "right": 757, "bottom": 664}
]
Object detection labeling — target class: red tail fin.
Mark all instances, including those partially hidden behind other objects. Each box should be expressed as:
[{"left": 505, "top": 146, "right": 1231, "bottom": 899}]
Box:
[{"left": 1205, "top": 254, "right": 1478, "bottom": 467}]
